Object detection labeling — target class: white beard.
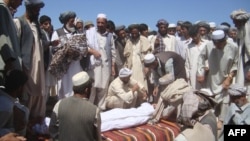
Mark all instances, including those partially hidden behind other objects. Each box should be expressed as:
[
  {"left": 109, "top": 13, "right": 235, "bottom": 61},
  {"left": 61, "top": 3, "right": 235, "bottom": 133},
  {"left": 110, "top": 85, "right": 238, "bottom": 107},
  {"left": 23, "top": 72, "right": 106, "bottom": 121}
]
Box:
[{"left": 66, "top": 24, "right": 76, "bottom": 33}]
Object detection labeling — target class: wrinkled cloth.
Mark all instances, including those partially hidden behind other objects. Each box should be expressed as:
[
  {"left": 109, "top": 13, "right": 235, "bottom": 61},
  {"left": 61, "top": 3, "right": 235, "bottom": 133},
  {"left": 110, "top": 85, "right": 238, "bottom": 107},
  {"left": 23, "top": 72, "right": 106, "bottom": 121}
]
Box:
[
  {"left": 161, "top": 78, "right": 192, "bottom": 103},
  {"left": 101, "top": 102, "right": 154, "bottom": 132},
  {"left": 180, "top": 92, "right": 199, "bottom": 122},
  {"left": 49, "top": 34, "right": 88, "bottom": 79},
  {"left": 150, "top": 79, "right": 192, "bottom": 123}
]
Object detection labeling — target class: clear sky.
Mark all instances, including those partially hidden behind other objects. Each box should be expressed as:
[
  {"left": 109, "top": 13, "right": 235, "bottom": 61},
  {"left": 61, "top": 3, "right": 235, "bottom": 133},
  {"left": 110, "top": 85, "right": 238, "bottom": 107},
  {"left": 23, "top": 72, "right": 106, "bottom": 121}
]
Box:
[{"left": 15, "top": 0, "right": 250, "bottom": 31}]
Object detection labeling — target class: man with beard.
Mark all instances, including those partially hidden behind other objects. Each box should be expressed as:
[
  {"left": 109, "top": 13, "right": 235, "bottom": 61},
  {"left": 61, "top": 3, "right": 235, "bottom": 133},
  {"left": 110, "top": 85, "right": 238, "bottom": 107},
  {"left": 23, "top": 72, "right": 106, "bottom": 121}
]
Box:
[
  {"left": 151, "top": 19, "right": 176, "bottom": 53},
  {"left": 14, "top": 0, "right": 46, "bottom": 125},
  {"left": 0, "top": 0, "right": 23, "bottom": 85},
  {"left": 49, "top": 71, "right": 102, "bottom": 141},
  {"left": 104, "top": 68, "right": 147, "bottom": 110},
  {"left": 50, "top": 11, "right": 100, "bottom": 100},
  {"left": 231, "top": 9, "right": 250, "bottom": 100},
  {"left": 114, "top": 25, "right": 127, "bottom": 77},
  {"left": 86, "top": 13, "right": 116, "bottom": 106}
]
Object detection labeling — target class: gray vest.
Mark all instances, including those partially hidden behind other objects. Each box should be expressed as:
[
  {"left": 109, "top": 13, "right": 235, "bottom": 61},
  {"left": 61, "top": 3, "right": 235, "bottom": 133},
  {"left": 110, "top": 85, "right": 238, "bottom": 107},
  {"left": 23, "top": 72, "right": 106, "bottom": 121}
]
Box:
[
  {"left": 17, "top": 16, "right": 41, "bottom": 70},
  {"left": 58, "top": 96, "right": 98, "bottom": 141}
]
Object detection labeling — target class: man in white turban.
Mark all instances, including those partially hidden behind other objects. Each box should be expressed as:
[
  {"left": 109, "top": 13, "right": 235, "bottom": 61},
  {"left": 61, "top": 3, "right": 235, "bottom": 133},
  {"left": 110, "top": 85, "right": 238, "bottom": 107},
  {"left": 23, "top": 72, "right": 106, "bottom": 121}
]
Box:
[
  {"left": 103, "top": 68, "right": 147, "bottom": 110},
  {"left": 231, "top": 9, "right": 250, "bottom": 101}
]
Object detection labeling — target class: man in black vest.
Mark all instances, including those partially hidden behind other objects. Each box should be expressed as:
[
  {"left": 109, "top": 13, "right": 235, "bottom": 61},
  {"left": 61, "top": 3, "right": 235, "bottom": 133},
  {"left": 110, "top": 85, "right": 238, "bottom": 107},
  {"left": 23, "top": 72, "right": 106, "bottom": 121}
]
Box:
[
  {"left": 143, "top": 51, "right": 187, "bottom": 103},
  {"left": 49, "top": 71, "right": 102, "bottom": 141}
]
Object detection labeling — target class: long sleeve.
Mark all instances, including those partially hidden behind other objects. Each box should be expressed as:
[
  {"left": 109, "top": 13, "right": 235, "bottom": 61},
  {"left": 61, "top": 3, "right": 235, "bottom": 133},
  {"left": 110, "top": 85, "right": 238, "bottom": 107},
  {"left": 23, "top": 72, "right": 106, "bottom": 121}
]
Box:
[
  {"left": 108, "top": 81, "right": 134, "bottom": 103},
  {"left": 197, "top": 44, "right": 208, "bottom": 77}
]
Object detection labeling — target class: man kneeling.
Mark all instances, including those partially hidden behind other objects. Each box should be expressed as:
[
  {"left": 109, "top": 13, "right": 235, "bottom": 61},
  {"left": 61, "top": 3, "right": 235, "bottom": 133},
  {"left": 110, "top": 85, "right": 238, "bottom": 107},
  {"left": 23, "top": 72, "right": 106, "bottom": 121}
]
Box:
[{"left": 105, "top": 68, "right": 148, "bottom": 110}]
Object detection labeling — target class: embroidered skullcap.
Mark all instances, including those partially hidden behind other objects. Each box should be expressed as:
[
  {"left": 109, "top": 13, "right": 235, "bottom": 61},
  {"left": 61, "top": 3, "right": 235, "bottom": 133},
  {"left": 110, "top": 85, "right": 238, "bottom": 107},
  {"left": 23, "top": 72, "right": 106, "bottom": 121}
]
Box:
[
  {"left": 144, "top": 53, "right": 155, "bottom": 64},
  {"left": 168, "top": 23, "right": 176, "bottom": 28},
  {"left": 97, "top": 13, "right": 107, "bottom": 19},
  {"left": 59, "top": 11, "right": 76, "bottom": 24},
  {"left": 230, "top": 9, "right": 250, "bottom": 20},
  {"left": 211, "top": 30, "right": 225, "bottom": 40},
  {"left": 119, "top": 68, "right": 132, "bottom": 78},
  {"left": 25, "top": 0, "right": 44, "bottom": 8},
  {"left": 115, "top": 25, "right": 126, "bottom": 32},
  {"left": 39, "top": 15, "right": 51, "bottom": 24},
  {"left": 156, "top": 19, "right": 169, "bottom": 27},
  {"left": 209, "top": 22, "right": 216, "bottom": 28},
  {"left": 72, "top": 71, "right": 90, "bottom": 86},
  {"left": 228, "top": 84, "right": 247, "bottom": 96}
]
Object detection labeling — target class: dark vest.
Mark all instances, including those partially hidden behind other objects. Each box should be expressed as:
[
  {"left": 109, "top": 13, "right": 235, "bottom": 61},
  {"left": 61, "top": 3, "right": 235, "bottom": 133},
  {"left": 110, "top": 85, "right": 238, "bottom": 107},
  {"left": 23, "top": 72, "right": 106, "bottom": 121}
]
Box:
[
  {"left": 58, "top": 96, "right": 98, "bottom": 141},
  {"left": 155, "top": 51, "right": 187, "bottom": 80},
  {"left": 17, "top": 16, "right": 36, "bottom": 70}
]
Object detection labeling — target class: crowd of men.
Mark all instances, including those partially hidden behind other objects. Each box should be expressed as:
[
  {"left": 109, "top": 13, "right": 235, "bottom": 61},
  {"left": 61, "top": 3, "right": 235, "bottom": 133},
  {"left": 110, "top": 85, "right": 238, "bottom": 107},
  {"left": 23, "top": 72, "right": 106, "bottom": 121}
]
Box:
[{"left": 1, "top": 0, "right": 250, "bottom": 141}]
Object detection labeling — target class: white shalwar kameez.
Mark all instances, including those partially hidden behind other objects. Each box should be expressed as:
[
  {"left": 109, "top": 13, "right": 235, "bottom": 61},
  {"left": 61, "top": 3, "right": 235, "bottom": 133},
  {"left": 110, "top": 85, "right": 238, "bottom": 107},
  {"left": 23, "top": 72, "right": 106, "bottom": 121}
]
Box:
[
  {"left": 185, "top": 40, "right": 208, "bottom": 90},
  {"left": 51, "top": 29, "right": 83, "bottom": 99}
]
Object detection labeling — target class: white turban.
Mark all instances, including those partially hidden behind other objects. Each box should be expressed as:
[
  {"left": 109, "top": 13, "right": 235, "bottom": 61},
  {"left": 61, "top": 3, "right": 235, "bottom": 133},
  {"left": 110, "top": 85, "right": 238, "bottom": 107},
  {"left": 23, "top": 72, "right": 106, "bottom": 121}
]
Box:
[
  {"left": 230, "top": 9, "right": 250, "bottom": 20},
  {"left": 119, "top": 68, "right": 132, "bottom": 78},
  {"left": 228, "top": 84, "right": 247, "bottom": 96}
]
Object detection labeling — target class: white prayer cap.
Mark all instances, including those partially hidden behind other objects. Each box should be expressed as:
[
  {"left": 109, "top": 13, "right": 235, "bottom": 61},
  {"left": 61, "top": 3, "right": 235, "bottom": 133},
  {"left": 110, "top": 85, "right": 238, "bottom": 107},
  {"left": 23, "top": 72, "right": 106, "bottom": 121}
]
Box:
[
  {"left": 143, "top": 53, "right": 155, "bottom": 64},
  {"left": 211, "top": 30, "right": 225, "bottom": 40},
  {"left": 228, "top": 84, "right": 247, "bottom": 96},
  {"left": 119, "top": 68, "right": 132, "bottom": 78},
  {"left": 97, "top": 13, "right": 107, "bottom": 19},
  {"left": 72, "top": 71, "right": 90, "bottom": 86},
  {"left": 168, "top": 23, "right": 176, "bottom": 28},
  {"left": 209, "top": 22, "right": 216, "bottom": 28}
]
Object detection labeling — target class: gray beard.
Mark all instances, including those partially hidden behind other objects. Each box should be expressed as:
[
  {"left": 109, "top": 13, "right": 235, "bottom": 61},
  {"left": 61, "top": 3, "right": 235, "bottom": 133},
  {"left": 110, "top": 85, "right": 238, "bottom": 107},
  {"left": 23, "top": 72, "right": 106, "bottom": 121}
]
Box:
[
  {"left": 66, "top": 24, "right": 76, "bottom": 33},
  {"left": 237, "top": 26, "right": 245, "bottom": 40}
]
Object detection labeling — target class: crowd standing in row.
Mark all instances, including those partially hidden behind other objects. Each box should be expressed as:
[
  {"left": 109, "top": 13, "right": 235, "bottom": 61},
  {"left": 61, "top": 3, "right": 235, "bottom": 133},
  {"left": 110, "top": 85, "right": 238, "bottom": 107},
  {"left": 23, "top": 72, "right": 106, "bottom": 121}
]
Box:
[{"left": 1, "top": 0, "right": 250, "bottom": 141}]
